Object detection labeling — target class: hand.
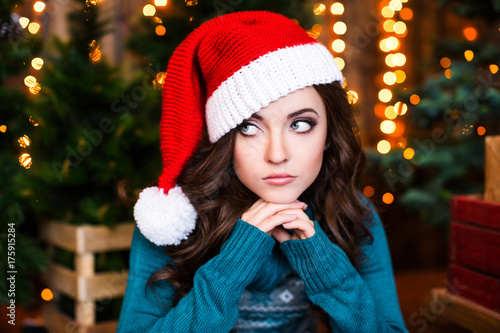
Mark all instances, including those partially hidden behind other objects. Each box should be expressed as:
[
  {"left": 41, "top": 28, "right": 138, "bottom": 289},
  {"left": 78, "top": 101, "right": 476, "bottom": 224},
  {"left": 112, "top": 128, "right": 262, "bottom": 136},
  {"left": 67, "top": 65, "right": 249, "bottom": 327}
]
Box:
[{"left": 241, "top": 199, "right": 315, "bottom": 243}]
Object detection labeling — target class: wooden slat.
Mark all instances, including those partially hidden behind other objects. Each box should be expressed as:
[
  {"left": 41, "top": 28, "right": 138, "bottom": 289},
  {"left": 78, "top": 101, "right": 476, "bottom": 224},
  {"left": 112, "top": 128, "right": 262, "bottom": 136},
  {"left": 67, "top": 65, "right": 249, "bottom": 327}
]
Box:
[
  {"left": 447, "top": 263, "right": 500, "bottom": 312},
  {"left": 449, "top": 221, "right": 500, "bottom": 278},
  {"left": 39, "top": 220, "right": 79, "bottom": 252},
  {"left": 39, "top": 221, "right": 135, "bottom": 253},
  {"left": 485, "top": 135, "right": 500, "bottom": 202},
  {"left": 80, "top": 222, "right": 135, "bottom": 253},
  {"left": 86, "top": 270, "right": 129, "bottom": 301},
  {"left": 43, "top": 263, "right": 78, "bottom": 299},
  {"left": 430, "top": 288, "right": 500, "bottom": 333},
  {"left": 451, "top": 195, "right": 500, "bottom": 230}
]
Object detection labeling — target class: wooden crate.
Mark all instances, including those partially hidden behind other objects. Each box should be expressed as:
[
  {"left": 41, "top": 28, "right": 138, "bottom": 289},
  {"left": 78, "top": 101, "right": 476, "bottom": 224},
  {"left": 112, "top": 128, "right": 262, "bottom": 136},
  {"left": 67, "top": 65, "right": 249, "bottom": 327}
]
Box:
[
  {"left": 39, "top": 220, "right": 135, "bottom": 333},
  {"left": 430, "top": 288, "right": 500, "bottom": 333}
]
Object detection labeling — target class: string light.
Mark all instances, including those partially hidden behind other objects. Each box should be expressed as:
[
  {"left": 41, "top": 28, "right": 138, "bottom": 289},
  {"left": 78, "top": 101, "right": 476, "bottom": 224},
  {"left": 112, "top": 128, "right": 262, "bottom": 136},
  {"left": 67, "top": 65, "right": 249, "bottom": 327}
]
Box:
[
  {"left": 477, "top": 126, "right": 486, "bottom": 136},
  {"left": 154, "top": 0, "right": 167, "bottom": 6},
  {"left": 403, "top": 147, "right": 415, "bottom": 159},
  {"left": 377, "top": 140, "right": 391, "bottom": 154},
  {"left": 330, "top": 2, "right": 344, "bottom": 15},
  {"left": 89, "top": 40, "right": 101, "bottom": 63},
  {"left": 27, "top": 22, "right": 40, "bottom": 34},
  {"left": 41, "top": 288, "right": 53, "bottom": 301},
  {"left": 19, "top": 17, "right": 29, "bottom": 28},
  {"left": 31, "top": 57, "right": 44, "bottom": 70},
  {"left": 363, "top": 186, "right": 375, "bottom": 197},
  {"left": 464, "top": 50, "right": 474, "bottom": 62},
  {"left": 19, "top": 153, "right": 32, "bottom": 169},
  {"left": 463, "top": 27, "right": 477, "bottom": 41},
  {"left": 490, "top": 64, "right": 499, "bottom": 74},
  {"left": 0, "top": 125, "right": 6, "bottom": 133},
  {"left": 33, "top": 1, "right": 46, "bottom": 12},
  {"left": 143, "top": 4, "right": 156, "bottom": 16},
  {"left": 18, "top": 135, "right": 31, "bottom": 148},
  {"left": 313, "top": 3, "right": 326, "bottom": 15},
  {"left": 382, "top": 192, "right": 394, "bottom": 204}
]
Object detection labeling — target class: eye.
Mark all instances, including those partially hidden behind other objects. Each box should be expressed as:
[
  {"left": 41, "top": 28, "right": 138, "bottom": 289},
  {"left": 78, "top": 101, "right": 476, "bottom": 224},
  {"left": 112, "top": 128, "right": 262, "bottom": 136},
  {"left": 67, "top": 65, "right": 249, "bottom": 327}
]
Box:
[
  {"left": 239, "top": 122, "right": 260, "bottom": 136},
  {"left": 290, "top": 120, "right": 314, "bottom": 133}
]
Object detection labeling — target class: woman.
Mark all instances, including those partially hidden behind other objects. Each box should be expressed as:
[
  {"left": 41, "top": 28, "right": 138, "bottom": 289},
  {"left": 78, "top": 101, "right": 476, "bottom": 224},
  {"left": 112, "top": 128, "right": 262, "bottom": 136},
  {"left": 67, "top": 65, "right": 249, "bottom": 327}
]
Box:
[{"left": 118, "top": 11, "right": 409, "bottom": 332}]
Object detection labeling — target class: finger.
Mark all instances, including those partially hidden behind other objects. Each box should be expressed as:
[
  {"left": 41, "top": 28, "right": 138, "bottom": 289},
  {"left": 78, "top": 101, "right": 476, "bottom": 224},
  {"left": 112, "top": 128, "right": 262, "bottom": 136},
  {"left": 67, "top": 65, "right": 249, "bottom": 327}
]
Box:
[
  {"left": 242, "top": 198, "right": 266, "bottom": 221},
  {"left": 276, "top": 208, "right": 309, "bottom": 220},
  {"left": 282, "top": 220, "right": 315, "bottom": 239},
  {"left": 249, "top": 201, "right": 307, "bottom": 225},
  {"left": 258, "top": 213, "right": 298, "bottom": 233},
  {"left": 270, "top": 226, "right": 291, "bottom": 243}
]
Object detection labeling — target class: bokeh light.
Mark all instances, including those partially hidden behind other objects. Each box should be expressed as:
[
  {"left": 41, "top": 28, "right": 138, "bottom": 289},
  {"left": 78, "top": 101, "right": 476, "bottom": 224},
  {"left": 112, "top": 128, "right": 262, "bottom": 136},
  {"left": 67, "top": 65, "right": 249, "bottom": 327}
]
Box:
[
  {"left": 143, "top": 4, "right": 156, "bottom": 16},
  {"left": 383, "top": 192, "right": 394, "bottom": 204},
  {"left": 403, "top": 147, "right": 415, "bottom": 160},
  {"left": 333, "top": 21, "right": 347, "bottom": 35},
  {"left": 477, "top": 126, "right": 486, "bottom": 136},
  {"left": 463, "top": 27, "right": 477, "bottom": 41},
  {"left": 363, "top": 186, "right": 375, "bottom": 197},
  {"left": 377, "top": 140, "right": 391, "bottom": 154},
  {"left": 378, "top": 89, "right": 393, "bottom": 102},
  {"left": 334, "top": 57, "right": 345, "bottom": 70},
  {"left": 330, "top": 2, "right": 344, "bottom": 15},
  {"left": 331, "top": 39, "right": 345, "bottom": 53}
]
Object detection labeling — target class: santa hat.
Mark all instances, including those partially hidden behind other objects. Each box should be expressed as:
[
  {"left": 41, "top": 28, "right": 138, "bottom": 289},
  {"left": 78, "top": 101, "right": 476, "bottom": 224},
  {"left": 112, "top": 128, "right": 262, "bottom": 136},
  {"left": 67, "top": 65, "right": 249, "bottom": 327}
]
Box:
[{"left": 134, "top": 11, "right": 343, "bottom": 246}]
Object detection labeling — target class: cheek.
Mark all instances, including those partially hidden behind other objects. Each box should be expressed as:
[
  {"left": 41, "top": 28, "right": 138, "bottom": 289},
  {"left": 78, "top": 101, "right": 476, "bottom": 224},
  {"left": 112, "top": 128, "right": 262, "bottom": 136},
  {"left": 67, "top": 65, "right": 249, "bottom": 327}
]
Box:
[{"left": 232, "top": 140, "right": 258, "bottom": 182}]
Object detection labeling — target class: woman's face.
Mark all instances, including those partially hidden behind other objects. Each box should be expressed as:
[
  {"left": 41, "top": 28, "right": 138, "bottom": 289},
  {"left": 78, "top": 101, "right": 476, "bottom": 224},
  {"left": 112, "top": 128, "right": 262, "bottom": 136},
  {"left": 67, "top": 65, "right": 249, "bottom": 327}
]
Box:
[{"left": 232, "top": 86, "right": 328, "bottom": 204}]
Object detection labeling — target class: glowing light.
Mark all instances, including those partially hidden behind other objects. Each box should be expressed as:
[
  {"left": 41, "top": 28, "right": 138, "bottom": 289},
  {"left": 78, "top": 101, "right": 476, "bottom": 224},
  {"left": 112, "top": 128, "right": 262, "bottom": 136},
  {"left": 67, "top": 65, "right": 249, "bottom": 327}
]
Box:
[
  {"left": 312, "top": 24, "right": 322, "bottom": 34},
  {"left": 440, "top": 57, "right": 451, "bottom": 68},
  {"left": 377, "top": 140, "right": 391, "bottom": 154},
  {"left": 156, "top": 72, "right": 166, "bottom": 85},
  {"left": 0, "top": 125, "right": 6, "bottom": 133},
  {"left": 477, "top": 126, "right": 486, "bottom": 136},
  {"left": 463, "top": 27, "right": 477, "bottom": 41},
  {"left": 185, "top": 0, "right": 198, "bottom": 5},
  {"left": 380, "top": 37, "right": 399, "bottom": 52},
  {"left": 24, "top": 75, "right": 37, "bottom": 87},
  {"left": 410, "top": 94, "right": 420, "bottom": 105},
  {"left": 31, "top": 57, "right": 44, "bottom": 70},
  {"left": 34, "top": 1, "right": 46, "bottom": 12},
  {"left": 397, "top": 137, "right": 407, "bottom": 148},
  {"left": 381, "top": 6, "right": 395, "bottom": 18},
  {"left": 89, "top": 40, "right": 101, "bottom": 63},
  {"left": 347, "top": 90, "right": 359, "bottom": 104},
  {"left": 29, "top": 116, "right": 39, "bottom": 126},
  {"left": 375, "top": 104, "right": 386, "bottom": 118},
  {"left": 313, "top": 3, "right": 326, "bottom": 15},
  {"left": 383, "top": 192, "right": 394, "bottom": 204},
  {"left": 385, "top": 106, "right": 397, "bottom": 119},
  {"left": 394, "top": 101, "right": 408, "bottom": 115},
  {"left": 389, "top": 0, "right": 402, "bottom": 11},
  {"left": 331, "top": 39, "right": 345, "bottom": 53},
  {"left": 19, "top": 17, "right": 29, "bottom": 28},
  {"left": 41, "top": 288, "right": 53, "bottom": 301},
  {"left": 18, "top": 135, "right": 31, "bottom": 148},
  {"left": 445, "top": 69, "right": 453, "bottom": 79},
  {"left": 330, "top": 2, "right": 344, "bottom": 15},
  {"left": 378, "top": 89, "right": 392, "bottom": 103},
  {"left": 155, "top": 25, "right": 166, "bottom": 36},
  {"left": 381, "top": 120, "right": 396, "bottom": 134},
  {"left": 383, "top": 20, "right": 395, "bottom": 32},
  {"left": 490, "top": 64, "right": 499, "bottom": 74},
  {"left": 464, "top": 50, "right": 474, "bottom": 62},
  {"left": 393, "top": 21, "right": 407, "bottom": 34},
  {"left": 383, "top": 71, "right": 397, "bottom": 85},
  {"left": 334, "top": 57, "right": 345, "bottom": 70},
  {"left": 385, "top": 53, "right": 406, "bottom": 67},
  {"left": 333, "top": 21, "right": 347, "bottom": 35},
  {"left": 154, "top": 0, "right": 167, "bottom": 6},
  {"left": 400, "top": 8, "right": 413, "bottom": 20},
  {"left": 19, "top": 153, "right": 32, "bottom": 169},
  {"left": 403, "top": 147, "right": 415, "bottom": 160},
  {"left": 29, "top": 83, "right": 41, "bottom": 95},
  {"left": 28, "top": 22, "right": 40, "bottom": 34},
  {"left": 143, "top": 4, "right": 156, "bottom": 16},
  {"left": 395, "top": 70, "right": 406, "bottom": 83},
  {"left": 363, "top": 186, "right": 375, "bottom": 197}
]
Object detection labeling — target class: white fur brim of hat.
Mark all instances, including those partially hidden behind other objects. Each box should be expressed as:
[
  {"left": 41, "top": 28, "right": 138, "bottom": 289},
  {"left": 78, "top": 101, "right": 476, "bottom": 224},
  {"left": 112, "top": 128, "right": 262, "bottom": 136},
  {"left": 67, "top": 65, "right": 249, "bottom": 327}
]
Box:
[{"left": 134, "top": 186, "right": 197, "bottom": 246}]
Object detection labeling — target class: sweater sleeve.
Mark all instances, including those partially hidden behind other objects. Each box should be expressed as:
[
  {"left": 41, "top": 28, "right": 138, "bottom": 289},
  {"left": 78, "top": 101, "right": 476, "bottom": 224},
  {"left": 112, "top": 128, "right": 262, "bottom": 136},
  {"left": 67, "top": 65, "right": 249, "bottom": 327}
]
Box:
[
  {"left": 279, "top": 203, "right": 408, "bottom": 333},
  {"left": 117, "top": 219, "right": 275, "bottom": 332}
]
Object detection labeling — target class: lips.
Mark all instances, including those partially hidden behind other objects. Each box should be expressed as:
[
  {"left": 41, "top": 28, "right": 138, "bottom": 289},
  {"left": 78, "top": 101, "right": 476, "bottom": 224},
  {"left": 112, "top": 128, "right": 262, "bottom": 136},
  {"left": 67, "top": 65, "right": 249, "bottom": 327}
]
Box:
[{"left": 263, "top": 173, "right": 296, "bottom": 186}]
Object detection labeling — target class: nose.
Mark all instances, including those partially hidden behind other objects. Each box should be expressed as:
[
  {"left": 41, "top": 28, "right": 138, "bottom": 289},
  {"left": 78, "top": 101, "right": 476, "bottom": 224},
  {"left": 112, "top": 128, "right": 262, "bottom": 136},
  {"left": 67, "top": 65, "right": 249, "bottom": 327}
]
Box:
[{"left": 264, "top": 132, "right": 289, "bottom": 164}]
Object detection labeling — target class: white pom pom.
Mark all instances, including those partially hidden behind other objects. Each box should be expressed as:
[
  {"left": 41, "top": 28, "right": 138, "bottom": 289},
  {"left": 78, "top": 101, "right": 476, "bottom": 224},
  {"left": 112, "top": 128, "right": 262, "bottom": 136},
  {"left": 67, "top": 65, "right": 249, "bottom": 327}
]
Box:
[{"left": 134, "top": 186, "right": 198, "bottom": 246}]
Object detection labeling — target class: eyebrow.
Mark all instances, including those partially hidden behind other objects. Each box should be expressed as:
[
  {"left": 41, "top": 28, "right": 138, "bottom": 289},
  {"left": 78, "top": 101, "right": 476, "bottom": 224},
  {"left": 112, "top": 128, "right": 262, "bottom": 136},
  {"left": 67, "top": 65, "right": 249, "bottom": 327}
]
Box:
[{"left": 250, "top": 108, "right": 319, "bottom": 121}]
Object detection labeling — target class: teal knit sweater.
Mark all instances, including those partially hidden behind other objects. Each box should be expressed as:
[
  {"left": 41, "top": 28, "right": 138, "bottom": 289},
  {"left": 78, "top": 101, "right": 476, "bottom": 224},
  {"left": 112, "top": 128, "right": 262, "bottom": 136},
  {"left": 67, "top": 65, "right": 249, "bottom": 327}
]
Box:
[{"left": 117, "top": 200, "right": 409, "bottom": 332}]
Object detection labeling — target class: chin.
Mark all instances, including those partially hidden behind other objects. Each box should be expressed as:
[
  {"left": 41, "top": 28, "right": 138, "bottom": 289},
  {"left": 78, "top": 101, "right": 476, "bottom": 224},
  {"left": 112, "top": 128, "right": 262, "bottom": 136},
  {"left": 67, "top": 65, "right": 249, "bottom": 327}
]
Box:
[{"left": 257, "top": 191, "right": 301, "bottom": 205}]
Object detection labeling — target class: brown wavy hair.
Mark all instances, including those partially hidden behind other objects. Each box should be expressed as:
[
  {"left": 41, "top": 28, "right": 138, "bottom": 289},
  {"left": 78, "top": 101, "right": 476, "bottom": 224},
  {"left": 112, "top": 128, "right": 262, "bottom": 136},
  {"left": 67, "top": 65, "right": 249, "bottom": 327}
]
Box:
[{"left": 146, "top": 82, "right": 373, "bottom": 329}]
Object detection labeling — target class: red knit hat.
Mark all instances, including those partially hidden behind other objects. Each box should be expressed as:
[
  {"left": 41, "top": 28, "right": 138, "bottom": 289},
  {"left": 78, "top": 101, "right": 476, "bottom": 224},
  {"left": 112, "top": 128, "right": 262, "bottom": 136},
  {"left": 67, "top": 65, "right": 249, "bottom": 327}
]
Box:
[{"left": 134, "top": 11, "right": 343, "bottom": 245}]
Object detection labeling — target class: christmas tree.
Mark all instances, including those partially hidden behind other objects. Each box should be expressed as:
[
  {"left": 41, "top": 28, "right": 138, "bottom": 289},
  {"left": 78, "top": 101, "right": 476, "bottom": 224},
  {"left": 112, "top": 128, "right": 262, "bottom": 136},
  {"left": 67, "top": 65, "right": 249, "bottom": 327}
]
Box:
[
  {"left": 367, "top": 0, "right": 500, "bottom": 228},
  {"left": 0, "top": 0, "right": 49, "bottom": 307}
]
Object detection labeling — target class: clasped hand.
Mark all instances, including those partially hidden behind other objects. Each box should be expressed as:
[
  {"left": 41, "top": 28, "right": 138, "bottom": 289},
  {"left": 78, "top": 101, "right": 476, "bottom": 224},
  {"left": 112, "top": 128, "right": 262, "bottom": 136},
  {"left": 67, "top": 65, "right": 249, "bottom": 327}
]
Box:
[{"left": 241, "top": 199, "right": 315, "bottom": 243}]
